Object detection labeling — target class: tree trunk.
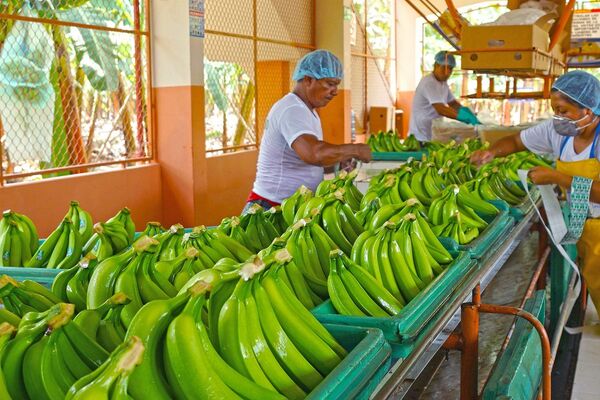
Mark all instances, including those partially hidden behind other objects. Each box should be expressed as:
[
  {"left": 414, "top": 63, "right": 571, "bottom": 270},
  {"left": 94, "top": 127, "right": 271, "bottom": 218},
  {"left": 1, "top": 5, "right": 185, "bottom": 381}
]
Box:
[
  {"left": 113, "top": 73, "right": 136, "bottom": 156},
  {"left": 75, "top": 66, "right": 85, "bottom": 120},
  {"left": 53, "top": 26, "right": 87, "bottom": 169},
  {"left": 233, "top": 82, "right": 255, "bottom": 146},
  {"left": 85, "top": 93, "right": 100, "bottom": 159}
]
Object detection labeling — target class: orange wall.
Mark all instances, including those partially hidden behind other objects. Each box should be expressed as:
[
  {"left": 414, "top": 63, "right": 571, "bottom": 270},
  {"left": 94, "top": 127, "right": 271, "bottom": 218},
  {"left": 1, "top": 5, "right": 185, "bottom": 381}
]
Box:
[
  {"left": 319, "top": 88, "right": 351, "bottom": 144},
  {"left": 396, "top": 90, "right": 415, "bottom": 138},
  {"left": 202, "top": 150, "right": 258, "bottom": 226},
  {"left": 0, "top": 165, "right": 162, "bottom": 237}
]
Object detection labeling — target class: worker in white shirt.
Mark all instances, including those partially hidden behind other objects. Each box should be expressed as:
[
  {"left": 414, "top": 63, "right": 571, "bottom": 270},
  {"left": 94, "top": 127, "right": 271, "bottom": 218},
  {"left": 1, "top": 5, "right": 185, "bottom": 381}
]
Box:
[
  {"left": 408, "top": 51, "right": 480, "bottom": 142},
  {"left": 244, "top": 50, "right": 372, "bottom": 213}
]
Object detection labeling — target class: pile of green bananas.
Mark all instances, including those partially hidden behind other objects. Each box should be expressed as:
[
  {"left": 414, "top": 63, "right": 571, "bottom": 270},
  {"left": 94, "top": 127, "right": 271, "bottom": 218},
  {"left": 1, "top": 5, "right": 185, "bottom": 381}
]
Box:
[
  {"left": 432, "top": 212, "right": 479, "bottom": 245},
  {"left": 139, "top": 221, "right": 166, "bottom": 238},
  {"left": 352, "top": 213, "right": 453, "bottom": 304},
  {"left": 52, "top": 253, "right": 100, "bottom": 311},
  {"left": 281, "top": 185, "right": 313, "bottom": 226},
  {"left": 361, "top": 171, "right": 414, "bottom": 207},
  {"left": 0, "top": 275, "right": 62, "bottom": 316},
  {"left": 444, "top": 159, "right": 477, "bottom": 185},
  {"left": 328, "top": 250, "right": 404, "bottom": 317},
  {"left": 410, "top": 163, "right": 446, "bottom": 206},
  {"left": 65, "top": 336, "right": 143, "bottom": 400},
  {"left": 367, "top": 130, "right": 421, "bottom": 152},
  {"left": 315, "top": 169, "right": 364, "bottom": 211},
  {"left": 0, "top": 210, "right": 39, "bottom": 267},
  {"left": 367, "top": 198, "right": 426, "bottom": 232},
  {"left": 428, "top": 138, "right": 486, "bottom": 168},
  {"left": 0, "top": 303, "right": 110, "bottom": 400},
  {"left": 83, "top": 208, "right": 136, "bottom": 258}
]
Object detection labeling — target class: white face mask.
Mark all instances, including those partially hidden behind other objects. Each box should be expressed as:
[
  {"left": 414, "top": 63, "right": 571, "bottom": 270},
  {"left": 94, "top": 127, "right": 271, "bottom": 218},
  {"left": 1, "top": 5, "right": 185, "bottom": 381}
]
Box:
[{"left": 552, "top": 114, "right": 597, "bottom": 137}]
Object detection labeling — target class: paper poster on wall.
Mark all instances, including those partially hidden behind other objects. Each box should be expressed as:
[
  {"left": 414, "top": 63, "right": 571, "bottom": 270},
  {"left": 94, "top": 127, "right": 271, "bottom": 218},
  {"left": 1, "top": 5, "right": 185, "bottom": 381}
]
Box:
[
  {"left": 189, "top": 0, "right": 205, "bottom": 38},
  {"left": 572, "top": 9, "right": 600, "bottom": 41}
]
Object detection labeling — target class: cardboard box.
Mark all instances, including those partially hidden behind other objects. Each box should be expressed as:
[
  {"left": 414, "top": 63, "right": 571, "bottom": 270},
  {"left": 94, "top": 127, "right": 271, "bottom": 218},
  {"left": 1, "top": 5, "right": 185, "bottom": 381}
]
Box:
[
  {"left": 478, "top": 126, "right": 522, "bottom": 145},
  {"left": 369, "top": 106, "right": 394, "bottom": 134},
  {"left": 461, "top": 13, "right": 560, "bottom": 73}
]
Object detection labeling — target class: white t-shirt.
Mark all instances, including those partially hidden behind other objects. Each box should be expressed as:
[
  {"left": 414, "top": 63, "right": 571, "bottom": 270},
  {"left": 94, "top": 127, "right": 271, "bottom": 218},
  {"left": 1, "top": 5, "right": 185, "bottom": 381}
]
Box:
[
  {"left": 408, "top": 74, "right": 456, "bottom": 141},
  {"left": 252, "top": 93, "right": 324, "bottom": 204},
  {"left": 520, "top": 119, "right": 600, "bottom": 217}
]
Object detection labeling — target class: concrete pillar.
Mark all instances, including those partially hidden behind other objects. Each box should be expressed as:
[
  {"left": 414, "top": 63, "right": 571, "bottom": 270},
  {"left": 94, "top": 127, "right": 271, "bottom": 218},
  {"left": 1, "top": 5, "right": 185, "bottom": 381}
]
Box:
[
  {"left": 315, "top": 0, "right": 352, "bottom": 144},
  {"left": 152, "top": 0, "right": 207, "bottom": 227}
]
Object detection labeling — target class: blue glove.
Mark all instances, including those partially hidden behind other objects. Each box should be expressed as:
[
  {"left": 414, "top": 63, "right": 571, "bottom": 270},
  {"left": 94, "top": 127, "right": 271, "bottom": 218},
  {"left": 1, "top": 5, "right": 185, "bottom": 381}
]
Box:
[{"left": 457, "top": 107, "right": 481, "bottom": 125}]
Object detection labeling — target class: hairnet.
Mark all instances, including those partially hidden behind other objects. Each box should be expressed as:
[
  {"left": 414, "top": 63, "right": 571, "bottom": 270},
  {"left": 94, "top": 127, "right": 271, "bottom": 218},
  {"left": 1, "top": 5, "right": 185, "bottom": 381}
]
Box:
[
  {"left": 434, "top": 51, "right": 456, "bottom": 68},
  {"left": 552, "top": 70, "right": 600, "bottom": 115},
  {"left": 292, "top": 50, "right": 343, "bottom": 81}
]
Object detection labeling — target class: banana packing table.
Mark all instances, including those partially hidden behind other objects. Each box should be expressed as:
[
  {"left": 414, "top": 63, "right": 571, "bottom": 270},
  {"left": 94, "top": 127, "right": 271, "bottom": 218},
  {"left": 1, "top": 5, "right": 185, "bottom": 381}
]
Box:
[{"left": 369, "top": 207, "right": 540, "bottom": 399}]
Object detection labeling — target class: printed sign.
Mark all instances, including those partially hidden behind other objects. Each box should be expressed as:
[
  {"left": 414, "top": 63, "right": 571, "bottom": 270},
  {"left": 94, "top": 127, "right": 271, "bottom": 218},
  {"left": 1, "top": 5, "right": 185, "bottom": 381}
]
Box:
[
  {"left": 189, "top": 0, "right": 205, "bottom": 38},
  {"left": 572, "top": 9, "right": 600, "bottom": 41}
]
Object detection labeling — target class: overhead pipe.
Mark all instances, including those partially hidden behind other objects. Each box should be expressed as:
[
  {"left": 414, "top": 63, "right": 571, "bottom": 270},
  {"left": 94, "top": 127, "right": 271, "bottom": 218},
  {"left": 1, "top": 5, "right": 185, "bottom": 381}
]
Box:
[
  {"left": 548, "top": 0, "right": 576, "bottom": 52},
  {"left": 444, "top": 0, "right": 464, "bottom": 33}
]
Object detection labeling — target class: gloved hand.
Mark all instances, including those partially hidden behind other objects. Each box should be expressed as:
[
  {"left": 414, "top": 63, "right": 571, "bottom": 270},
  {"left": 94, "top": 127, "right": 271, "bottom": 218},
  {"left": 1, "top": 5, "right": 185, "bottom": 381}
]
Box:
[{"left": 457, "top": 106, "right": 481, "bottom": 125}]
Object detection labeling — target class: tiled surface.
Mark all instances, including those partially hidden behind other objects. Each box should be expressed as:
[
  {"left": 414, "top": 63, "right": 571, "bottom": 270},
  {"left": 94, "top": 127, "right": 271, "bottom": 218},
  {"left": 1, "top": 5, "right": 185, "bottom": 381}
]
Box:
[{"left": 572, "top": 297, "right": 600, "bottom": 400}]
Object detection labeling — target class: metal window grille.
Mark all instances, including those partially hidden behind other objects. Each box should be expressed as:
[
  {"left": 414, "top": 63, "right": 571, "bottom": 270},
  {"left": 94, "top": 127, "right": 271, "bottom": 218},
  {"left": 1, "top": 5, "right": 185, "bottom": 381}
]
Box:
[
  {"left": 351, "top": 0, "right": 396, "bottom": 135},
  {"left": 0, "top": 0, "right": 153, "bottom": 185},
  {"left": 204, "top": 0, "right": 315, "bottom": 155}
]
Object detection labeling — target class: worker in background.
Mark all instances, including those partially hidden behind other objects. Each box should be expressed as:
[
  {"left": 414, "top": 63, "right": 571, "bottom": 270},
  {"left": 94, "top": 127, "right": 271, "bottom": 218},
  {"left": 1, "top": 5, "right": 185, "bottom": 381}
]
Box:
[
  {"left": 471, "top": 70, "right": 600, "bottom": 315},
  {"left": 243, "top": 50, "right": 372, "bottom": 213},
  {"left": 408, "top": 50, "right": 480, "bottom": 141}
]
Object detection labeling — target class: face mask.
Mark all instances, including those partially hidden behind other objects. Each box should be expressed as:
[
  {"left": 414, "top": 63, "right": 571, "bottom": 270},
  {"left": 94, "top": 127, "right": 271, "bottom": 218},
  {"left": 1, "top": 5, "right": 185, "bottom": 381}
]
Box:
[{"left": 552, "top": 114, "right": 596, "bottom": 137}]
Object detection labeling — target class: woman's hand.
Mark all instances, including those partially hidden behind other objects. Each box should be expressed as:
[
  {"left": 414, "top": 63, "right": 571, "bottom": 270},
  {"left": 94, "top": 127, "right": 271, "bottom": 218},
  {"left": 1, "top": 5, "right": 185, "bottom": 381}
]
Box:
[{"left": 527, "top": 166, "right": 561, "bottom": 185}]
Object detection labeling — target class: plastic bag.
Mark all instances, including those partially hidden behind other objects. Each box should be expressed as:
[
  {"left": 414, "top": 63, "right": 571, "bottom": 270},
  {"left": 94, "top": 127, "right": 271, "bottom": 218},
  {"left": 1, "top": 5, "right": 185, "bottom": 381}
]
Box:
[
  {"left": 431, "top": 117, "right": 478, "bottom": 143},
  {"left": 484, "top": 8, "right": 553, "bottom": 26}
]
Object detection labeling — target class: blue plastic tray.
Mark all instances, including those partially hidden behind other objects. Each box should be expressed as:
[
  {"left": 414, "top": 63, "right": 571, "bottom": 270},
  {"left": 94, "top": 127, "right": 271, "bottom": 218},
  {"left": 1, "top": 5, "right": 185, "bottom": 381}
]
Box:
[{"left": 372, "top": 150, "right": 427, "bottom": 161}]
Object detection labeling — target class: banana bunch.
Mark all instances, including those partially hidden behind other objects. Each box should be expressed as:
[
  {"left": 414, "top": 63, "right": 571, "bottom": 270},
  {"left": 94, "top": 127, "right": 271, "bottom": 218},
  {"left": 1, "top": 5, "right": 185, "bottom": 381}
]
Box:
[
  {"left": 328, "top": 249, "right": 404, "bottom": 317},
  {"left": 161, "top": 281, "right": 286, "bottom": 400},
  {"left": 66, "top": 201, "right": 94, "bottom": 245},
  {"left": 85, "top": 237, "right": 176, "bottom": 327},
  {"left": 314, "top": 169, "right": 364, "bottom": 211},
  {"left": 154, "top": 224, "right": 185, "bottom": 262},
  {"left": 26, "top": 218, "right": 82, "bottom": 269},
  {"left": 428, "top": 139, "right": 486, "bottom": 168},
  {"left": 155, "top": 247, "right": 209, "bottom": 290},
  {"left": 432, "top": 211, "right": 480, "bottom": 244},
  {"left": 265, "top": 206, "right": 289, "bottom": 234},
  {"left": 428, "top": 185, "right": 492, "bottom": 229},
  {"left": 368, "top": 198, "right": 427, "bottom": 232},
  {"left": 469, "top": 168, "right": 526, "bottom": 206},
  {"left": 361, "top": 174, "right": 404, "bottom": 206},
  {"left": 352, "top": 214, "right": 453, "bottom": 303},
  {"left": 479, "top": 151, "right": 551, "bottom": 180},
  {"left": 367, "top": 130, "right": 420, "bottom": 152},
  {"left": 285, "top": 219, "right": 338, "bottom": 302},
  {"left": 1, "top": 303, "right": 110, "bottom": 400},
  {"left": 139, "top": 221, "right": 166, "bottom": 238},
  {"left": 294, "top": 191, "right": 363, "bottom": 256},
  {"left": 0, "top": 322, "right": 14, "bottom": 399},
  {"left": 52, "top": 253, "right": 100, "bottom": 311},
  {"left": 0, "top": 275, "right": 62, "bottom": 316},
  {"left": 184, "top": 225, "right": 254, "bottom": 264},
  {"left": 445, "top": 159, "right": 477, "bottom": 185},
  {"left": 281, "top": 185, "right": 313, "bottom": 226},
  {"left": 83, "top": 208, "right": 135, "bottom": 256},
  {"left": 72, "top": 293, "right": 130, "bottom": 352},
  {"left": 410, "top": 162, "right": 446, "bottom": 205},
  {"left": 209, "top": 253, "right": 347, "bottom": 399},
  {"left": 66, "top": 336, "right": 144, "bottom": 400},
  {"left": 355, "top": 198, "right": 382, "bottom": 229},
  {"left": 233, "top": 205, "right": 280, "bottom": 253},
  {"left": 0, "top": 210, "right": 39, "bottom": 267}
]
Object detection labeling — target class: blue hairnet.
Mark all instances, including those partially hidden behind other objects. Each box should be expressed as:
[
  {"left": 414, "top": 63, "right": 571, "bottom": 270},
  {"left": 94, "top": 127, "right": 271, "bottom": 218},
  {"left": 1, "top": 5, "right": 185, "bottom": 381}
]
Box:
[
  {"left": 434, "top": 51, "right": 456, "bottom": 68},
  {"left": 553, "top": 70, "right": 600, "bottom": 114},
  {"left": 292, "top": 50, "right": 343, "bottom": 81}
]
